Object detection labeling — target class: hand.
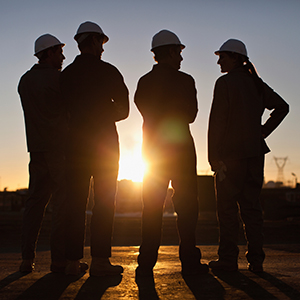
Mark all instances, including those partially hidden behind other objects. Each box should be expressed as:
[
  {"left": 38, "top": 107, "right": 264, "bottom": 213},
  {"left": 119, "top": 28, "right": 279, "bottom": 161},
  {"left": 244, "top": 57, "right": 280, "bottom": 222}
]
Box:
[{"left": 211, "top": 161, "right": 227, "bottom": 182}]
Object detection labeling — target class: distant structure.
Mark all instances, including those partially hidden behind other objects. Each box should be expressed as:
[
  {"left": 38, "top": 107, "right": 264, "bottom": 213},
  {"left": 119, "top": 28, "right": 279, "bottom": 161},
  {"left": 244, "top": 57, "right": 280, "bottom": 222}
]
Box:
[{"left": 274, "top": 156, "right": 288, "bottom": 185}]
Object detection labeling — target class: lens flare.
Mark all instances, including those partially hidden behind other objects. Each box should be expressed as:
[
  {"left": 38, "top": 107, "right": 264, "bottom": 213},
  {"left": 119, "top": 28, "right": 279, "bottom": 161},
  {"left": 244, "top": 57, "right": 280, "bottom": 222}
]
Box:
[{"left": 118, "top": 146, "right": 147, "bottom": 182}]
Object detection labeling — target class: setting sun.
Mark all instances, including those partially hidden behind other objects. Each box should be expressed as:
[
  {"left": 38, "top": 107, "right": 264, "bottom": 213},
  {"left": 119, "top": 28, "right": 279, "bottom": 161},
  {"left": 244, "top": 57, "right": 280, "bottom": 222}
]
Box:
[{"left": 118, "top": 146, "right": 146, "bottom": 182}]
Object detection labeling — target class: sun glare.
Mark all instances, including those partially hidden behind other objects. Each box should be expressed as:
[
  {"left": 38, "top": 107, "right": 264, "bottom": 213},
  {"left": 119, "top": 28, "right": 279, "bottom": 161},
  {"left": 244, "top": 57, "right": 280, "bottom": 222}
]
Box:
[{"left": 118, "top": 146, "right": 146, "bottom": 182}]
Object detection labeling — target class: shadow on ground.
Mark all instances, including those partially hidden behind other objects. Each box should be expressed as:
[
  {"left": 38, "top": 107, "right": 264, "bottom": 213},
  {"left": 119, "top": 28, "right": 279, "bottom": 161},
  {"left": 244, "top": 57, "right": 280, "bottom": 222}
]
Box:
[
  {"left": 212, "top": 270, "right": 300, "bottom": 300},
  {"left": 15, "top": 273, "right": 84, "bottom": 300}
]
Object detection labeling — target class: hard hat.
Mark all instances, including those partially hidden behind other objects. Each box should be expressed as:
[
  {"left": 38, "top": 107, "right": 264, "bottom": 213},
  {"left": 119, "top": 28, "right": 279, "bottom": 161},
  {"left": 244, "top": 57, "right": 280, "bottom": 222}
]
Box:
[
  {"left": 74, "top": 21, "right": 109, "bottom": 44},
  {"left": 34, "top": 34, "right": 65, "bottom": 56},
  {"left": 151, "top": 29, "right": 185, "bottom": 51},
  {"left": 215, "top": 39, "right": 248, "bottom": 57}
]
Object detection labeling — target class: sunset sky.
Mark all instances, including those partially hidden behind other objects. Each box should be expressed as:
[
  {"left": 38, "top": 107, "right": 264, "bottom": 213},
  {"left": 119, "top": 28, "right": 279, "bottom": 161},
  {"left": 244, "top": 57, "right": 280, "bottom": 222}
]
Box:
[{"left": 0, "top": 0, "right": 299, "bottom": 190}]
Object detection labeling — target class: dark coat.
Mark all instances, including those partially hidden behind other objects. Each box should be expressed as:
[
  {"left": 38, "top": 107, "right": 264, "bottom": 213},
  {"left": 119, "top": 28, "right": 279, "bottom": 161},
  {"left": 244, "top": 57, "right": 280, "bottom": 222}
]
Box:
[
  {"left": 134, "top": 63, "right": 198, "bottom": 160},
  {"left": 208, "top": 67, "right": 289, "bottom": 168},
  {"left": 60, "top": 53, "right": 129, "bottom": 140},
  {"left": 18, "top": 64, "right": 67, "bottom": 152}
]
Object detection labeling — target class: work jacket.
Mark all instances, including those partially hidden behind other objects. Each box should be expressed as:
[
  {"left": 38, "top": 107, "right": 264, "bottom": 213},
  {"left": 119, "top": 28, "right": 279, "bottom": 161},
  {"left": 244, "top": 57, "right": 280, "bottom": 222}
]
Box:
[
  {"left": 208, "top": 67, "right": 289, "bottom": 166},
  {"left": 60, "top": 53, "right": 129, "bottom": 140},
  {"left": 18, "top": 64, "right": 67, "bottom": 152},
  {"left": 134, "top": 63, "right": 198, "bottom": 157}
]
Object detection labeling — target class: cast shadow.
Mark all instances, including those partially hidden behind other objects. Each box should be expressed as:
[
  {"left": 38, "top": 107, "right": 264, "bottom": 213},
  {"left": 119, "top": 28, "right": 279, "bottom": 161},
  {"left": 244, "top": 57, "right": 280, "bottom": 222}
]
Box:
[
  {"left": 74, "top": 275, "right": 122, "bottom": 299},
  {"left": 15, "top": 272, "right": 84, "bottom": 300},
  {"left": 257, "top": 272, "right": 300, "bottom": 299},
  {"left": 212, "top": 270, "right": 276, "bottom": 299},
  {"left": 0, "top": 272, "right": 27, "bottom": 290},
  {"left": 135, "top": 275, "right": 160, "bottom": 299},
  {"left": 182, "top": 273, "right": 225, "bottom": 300}
]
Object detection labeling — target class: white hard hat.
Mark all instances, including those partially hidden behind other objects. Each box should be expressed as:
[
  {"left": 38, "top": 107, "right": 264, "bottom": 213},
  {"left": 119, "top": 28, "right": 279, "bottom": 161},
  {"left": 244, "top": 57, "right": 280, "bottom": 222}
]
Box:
[
  {"left": 151, "top": 29, "right": 185, "bottom": 51},
  {"left": 34, "top": 34, "right": 65, "bottom": 56},
  {"left": 74, "top": 21, "right": 109, "bottom": 44},
  {"left": 215, "top": 39, "right": 248, "bottom": 57}
]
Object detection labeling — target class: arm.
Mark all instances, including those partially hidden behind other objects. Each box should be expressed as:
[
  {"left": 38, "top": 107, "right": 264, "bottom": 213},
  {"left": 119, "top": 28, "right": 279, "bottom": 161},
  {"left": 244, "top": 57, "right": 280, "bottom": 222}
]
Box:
[
  {"left": 134, "top": 78, "right": 161, "bottom": 123},
  {"left": 185, "top": 76, "right": 198, "bottom": 123},
  {"left": 111, "top": 67, "right": 130, "bottom": 122},
  {"left": 134, "top": 79, "right": 146, "bottom": 116},
  {"left": 261, "top": 82, "right": 289, "bottom": 138},
  {"left": 208, "top": 77, "right": 229, "bottom": 171}
]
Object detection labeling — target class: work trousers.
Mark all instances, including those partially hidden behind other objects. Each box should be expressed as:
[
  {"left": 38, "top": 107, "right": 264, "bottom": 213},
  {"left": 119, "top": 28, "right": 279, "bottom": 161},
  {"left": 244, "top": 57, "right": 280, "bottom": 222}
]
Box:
[
  {"left": 215, "top": 155, "right": 265, "bottom": 265},
  {"left": 65, "top": 134, "right": 119, "bottom": 260},
  {"left": 138, "top": 141, "right": 201, "bottom": 269},
  {"left": 21, "top": 151, "right": 66, "bottom": 262}
]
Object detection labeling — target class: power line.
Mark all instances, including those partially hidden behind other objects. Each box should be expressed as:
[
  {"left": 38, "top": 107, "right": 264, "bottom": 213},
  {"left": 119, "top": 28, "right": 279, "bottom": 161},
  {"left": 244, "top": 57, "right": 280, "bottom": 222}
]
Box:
[{"left": 273, "top": 156, "right": 288, "bottom": 184}]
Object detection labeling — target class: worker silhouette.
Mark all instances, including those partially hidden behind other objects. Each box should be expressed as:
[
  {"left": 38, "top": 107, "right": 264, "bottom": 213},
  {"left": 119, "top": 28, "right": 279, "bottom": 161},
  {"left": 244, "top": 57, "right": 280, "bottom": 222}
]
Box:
[
  {"left": 18, "top": 34, "right": 67, "bottom": 273},
  {"left": 134, "top": 30, "right": 209, "bottom": 277},
  {"left": 208, "top": 39, "right": 289, "bottom": 272},
  {"left": 60, "top": 21, "right": 129, "bottom": 276}
]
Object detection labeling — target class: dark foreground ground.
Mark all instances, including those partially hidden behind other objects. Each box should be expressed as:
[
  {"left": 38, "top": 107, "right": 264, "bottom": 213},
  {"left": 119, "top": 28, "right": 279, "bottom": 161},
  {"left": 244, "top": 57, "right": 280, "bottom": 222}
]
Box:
[{"left": 1, "top": 212, "right": 300, "bottom": 299}]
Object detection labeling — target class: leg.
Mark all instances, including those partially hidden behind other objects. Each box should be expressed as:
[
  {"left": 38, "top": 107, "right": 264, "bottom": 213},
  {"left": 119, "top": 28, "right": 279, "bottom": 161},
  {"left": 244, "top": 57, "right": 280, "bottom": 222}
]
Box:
[
  {"left": 138, "top": 171, "right": 169, "bottom": 270},
  {"left": 172, "top": 176, "right": 205, "bottom": 273},
  {"left": 214, "top": 159, "right": 247, "bottom": 265},
  {"left": 65, "top": 153, "right": 90, "bottom": 261},
  {"left": 239, "top": 156, "right": 265, "bottom": 267},
  {"left": 45, "top": 151, "right": 67, "bottom": 264},
  {"left": 90, "top": 167, "right": 124, "bottom": 276},
  {"left": 88, "top": 136, "right": 124, "bottom": 276},
  {"left": 171, "top": 140, "right": 208, "bottom": 274},
  {"left": 90, "top": 166, "right": 118, "bottom": 258},
  {"left": 171, "top": 145, "right": 201, "bottom": 267},
  {"left": 21, "top": 152, "right": 51, "bottom": 260},
  {"left": 89, "top": 135, "right": 120, "bottom": 258}
]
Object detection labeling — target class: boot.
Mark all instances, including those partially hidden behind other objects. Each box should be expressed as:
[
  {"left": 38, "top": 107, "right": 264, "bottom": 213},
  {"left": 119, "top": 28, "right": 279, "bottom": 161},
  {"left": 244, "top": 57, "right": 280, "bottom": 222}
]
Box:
[
  {"left": 19, "top": 259, "right": 35, "bottom": 273},
  {"left": 65, "top": 260, "right": 89, "bottom": 275},
  {"left": 90, "top": 257, "right": 123, "bottom": 276},
  {"left": 50, "top": 260, "right": 67, "bottom": 273},
  {"left": 209, "top": 260, "right": 238, "bottom": 272}
]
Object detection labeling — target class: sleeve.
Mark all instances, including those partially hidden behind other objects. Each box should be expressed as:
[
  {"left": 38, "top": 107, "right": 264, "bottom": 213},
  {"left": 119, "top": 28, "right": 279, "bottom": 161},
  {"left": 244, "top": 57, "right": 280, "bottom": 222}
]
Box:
[
  {"left": 208, "top": 77, "right": 229, "bottom": 166},
  {"left": 134, "top": 78, "right": 145, "bottom": 115},
  {"left": 134, "top": 77, "right": 159, "bottom": 122},
  {"left": 261, "top": 82, "right": 289, "bottom": 138},
  {"left": 185, "top": 76, "right": 198, "bottom": 123},
  {"left": 110, "top": 66, "right": 130, "bottom": 122}
]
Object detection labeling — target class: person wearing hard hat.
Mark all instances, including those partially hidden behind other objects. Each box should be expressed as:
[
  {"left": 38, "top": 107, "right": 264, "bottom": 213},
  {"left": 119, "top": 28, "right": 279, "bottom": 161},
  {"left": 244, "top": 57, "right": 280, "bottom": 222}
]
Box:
[
  {"left": 60, "top": 21, "right": 129, "bottom": 276},
  {"left": 134, "top": 30, "right": 208, "bottom": 277},
  {"left": 18, "top": 34, "right": 67, "bottom": 273},
  {"left": 208, "top": 39, "right": 289, "bottom": 272}
]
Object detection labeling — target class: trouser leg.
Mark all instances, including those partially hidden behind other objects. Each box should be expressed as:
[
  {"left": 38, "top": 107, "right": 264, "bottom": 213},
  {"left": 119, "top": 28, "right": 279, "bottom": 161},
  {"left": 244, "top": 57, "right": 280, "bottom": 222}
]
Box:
[
  {"left": 215, "top": 160, "right": 244, "bottom": 264},
  {"left": 138, "top": 174, "right": 169, "bottom": 269},
  {"left": 22, "top": 153, "right": 51, "bottom": 260},
  {"left": 65, "top": 157, "right": 90, "bottom": 261},
  {"left": 89, "top": 139, "right": 119, "bottom": 258},
  {"left": 90, "top": 174, "right": 117, "bottom": 258},
  {"left": 46, "top": 151, "right": 67, "bottom": 262},
  {"left": 216, "top": 196, "right": 240, "bottom": 263},
  {"left": 172, "top": 173, "right": 201, "bottom": 266},
  {"left": 239, "top": 156, "right": 265, "bottom": 265}
]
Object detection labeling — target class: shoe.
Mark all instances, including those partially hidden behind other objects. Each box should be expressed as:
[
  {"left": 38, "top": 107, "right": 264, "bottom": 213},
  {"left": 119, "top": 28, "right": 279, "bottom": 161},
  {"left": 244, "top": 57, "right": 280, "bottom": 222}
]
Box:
[
  {"left": 19, "top": 259, "right": 35, "bottom": 273},
  {"left": 65, "top": 260, "right": 89, "bottom": 275},
  {"left": 181, "top": 263, "right": 209, "bottom": 276},
  {"left": 248, "top": 263, "right": 263, "bottom": 273},
  {"left": 50, "top": 260, "right": 67, "bottom": 273},
  {"left": 90, "top": 257, "right": 123, "bottom": 276},
  {"left": 135, "top": 266, "right": 154, "bottom": 277},
  {"left": 209, "top": 260, "right": 238, "bottom": 272}
]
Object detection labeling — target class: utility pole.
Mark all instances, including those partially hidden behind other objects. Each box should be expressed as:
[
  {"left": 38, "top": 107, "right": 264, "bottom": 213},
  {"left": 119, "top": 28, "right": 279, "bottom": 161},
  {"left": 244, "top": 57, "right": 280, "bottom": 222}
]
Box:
[{"left": 291, "top": 173, "right": 297, "bottom": 188}]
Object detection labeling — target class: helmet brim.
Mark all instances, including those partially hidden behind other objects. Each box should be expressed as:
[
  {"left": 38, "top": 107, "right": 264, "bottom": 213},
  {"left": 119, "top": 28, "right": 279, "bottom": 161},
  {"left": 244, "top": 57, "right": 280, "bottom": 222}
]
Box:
[
  {"left": 34, "top": 42, "right": 65, "bottom": 56},
  {"left": 74, "top": 32, "right": 109, "bottom": 44},
  {"left": 214, "top": 50, "right": 248, "bottom": 58},
  {"left": 151, "top": 43, "right": 185, "bottom": 52}
]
